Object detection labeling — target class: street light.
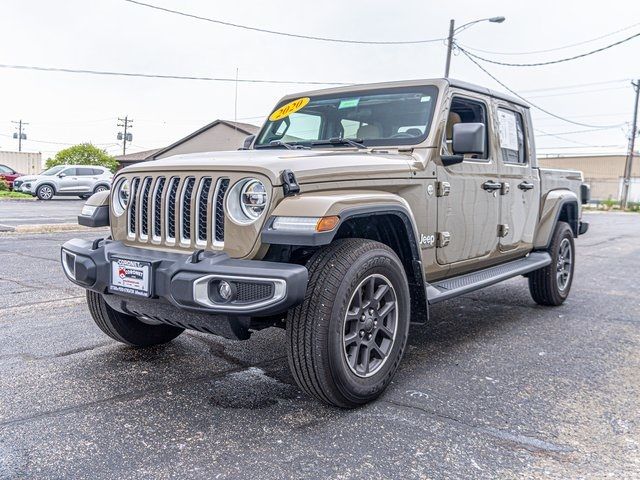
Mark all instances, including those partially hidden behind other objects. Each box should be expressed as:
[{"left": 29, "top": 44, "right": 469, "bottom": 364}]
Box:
[{"left": 444, "top": 16, "right": 505, "bottom": 77}]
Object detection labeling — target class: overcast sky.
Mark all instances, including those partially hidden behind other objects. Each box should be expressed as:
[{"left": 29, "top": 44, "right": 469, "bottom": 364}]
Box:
[{"left": 1, "top": 0, "right": 639, "bottom": 160}]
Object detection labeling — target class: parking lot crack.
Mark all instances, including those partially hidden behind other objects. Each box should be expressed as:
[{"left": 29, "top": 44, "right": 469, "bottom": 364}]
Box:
[
  {"left": 0, "top": 356, "right": 286, "bottom": 429},
  {"left": 384, "top": 399, "right": 574, "bottom": 454}
]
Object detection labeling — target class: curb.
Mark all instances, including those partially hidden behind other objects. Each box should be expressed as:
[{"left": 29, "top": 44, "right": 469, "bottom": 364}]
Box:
[{"left": 1, "top": 223, "right": 109, "bottom": 234}]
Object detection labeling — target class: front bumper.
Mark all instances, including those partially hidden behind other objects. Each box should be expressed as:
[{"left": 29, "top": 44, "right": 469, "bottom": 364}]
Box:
[{"left": 60, "top": 238, "right": 308, "bottom": 316}]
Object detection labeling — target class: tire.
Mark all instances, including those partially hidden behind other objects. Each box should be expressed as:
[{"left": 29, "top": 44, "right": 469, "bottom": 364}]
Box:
[
  {"left": 286, "top": 239, "right": 411, "bottom": 408},
  {"left": 93, "top": 185, "right": 109, "bottom": 194},
  {"left": 36, "top": 184, "right": 55, "bottom": 200},
  {"left": 528, "top": 221, "right": 575, "bottom": 306},
  {"left": 86, "top": 291, "right": 184, "bottom": 346}
]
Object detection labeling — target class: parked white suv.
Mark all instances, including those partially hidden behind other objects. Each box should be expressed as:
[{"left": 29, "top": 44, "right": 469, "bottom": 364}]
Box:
[{"left": 15, "top": 165, "right": 113, "bottom": 200}]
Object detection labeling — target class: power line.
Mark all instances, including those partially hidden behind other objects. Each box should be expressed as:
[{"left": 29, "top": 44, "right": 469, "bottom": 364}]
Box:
[
  {"left": 124, "top": 0, "right": 444, "bottom": 45},
  {"left": 457, "top": 20, "right": 640, "bottom": 55},
  {"left": 457, "top": 47, "right": 626, "bottom": 129},
  {"left": 0, "top": 63, "right": 350, "bottom": 85},
  {"left": 459, "top": 31, "right": 640, "bottom": 67},
  {"left": 520, "top": 79, "right": 628, "bottom": 94},
  {"left": 527, "top": 85, "right": 628, "bottom": 99},
  {"left": 535, "top": 129, "right": 603, "bottom": 146},
  {"left": 536, "top": 126, "right": 623, "bottom": 137}
]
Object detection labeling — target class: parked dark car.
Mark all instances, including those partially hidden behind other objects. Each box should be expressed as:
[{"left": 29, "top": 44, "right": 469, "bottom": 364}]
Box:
[{"left": 0, "top": 164, "right": 24, "bottom": 189}]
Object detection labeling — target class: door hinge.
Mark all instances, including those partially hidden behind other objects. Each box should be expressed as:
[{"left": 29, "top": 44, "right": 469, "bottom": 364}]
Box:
[
  {"left": 497, "top": 224, "right": 510, "bottom": 238},
  {"left": 436, "top": 231, "right": 451, "bottom": 247},
  {"left": 500, "top": 182, "right": 510, "bottom": 195},
  {"left": 436, "top": 181, "right": 451, "bottom": 197}
]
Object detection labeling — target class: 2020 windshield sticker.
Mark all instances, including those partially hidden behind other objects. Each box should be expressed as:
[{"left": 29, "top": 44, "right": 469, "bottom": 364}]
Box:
[{"left": 268, "top": 97, "right": 310, "bottom": 122}]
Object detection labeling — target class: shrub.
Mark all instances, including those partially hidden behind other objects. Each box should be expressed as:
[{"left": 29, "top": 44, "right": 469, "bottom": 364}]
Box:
[
  {"left": 45, "top": 143, "right": 118, "bottom": 173},
  {"left": 0, "top": 179, "right": 9, "bottom": 191}
]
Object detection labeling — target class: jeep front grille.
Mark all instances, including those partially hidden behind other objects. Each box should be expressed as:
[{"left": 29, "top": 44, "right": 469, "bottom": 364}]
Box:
[{"left": 126, "top": 175, "right": 229, "bottom": 249}]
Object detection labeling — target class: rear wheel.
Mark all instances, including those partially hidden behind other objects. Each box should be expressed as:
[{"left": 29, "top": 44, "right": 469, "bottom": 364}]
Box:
[
  {"left": 286, "top": 239, "right": 410, "bottom": 408},
  {"left": 86, "top": 291, "right": 184, "bottom": 346},
  {"left": 528, "top": 221, "right": 575, "bottom": 306},
  {"left": 93, "top": 185, "right": 109, "bottom": 194},
  {"left": 36, "top": 184, "right": 54, "bottom": 200}
]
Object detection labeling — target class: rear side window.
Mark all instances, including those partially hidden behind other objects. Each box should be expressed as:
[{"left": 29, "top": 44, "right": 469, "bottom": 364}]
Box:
[
  {"left": 497, "top": 108, "right": 527, "bottom": 164},
  {"left": 93, "top": 168, "right": 105, "bottom": 175},
  {"left": 77, "top": 168, "right": 95, "bottom": 176}
]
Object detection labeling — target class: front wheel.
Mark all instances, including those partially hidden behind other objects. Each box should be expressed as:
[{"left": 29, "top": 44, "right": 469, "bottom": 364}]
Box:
[
  {"left": 528, "top": 221, "right": 575, "bottom": 306},
  {"left": 286, "top": 239, "right": 410, "bottom": 408},
  {"left": 86, "top": 291, "right": 184, "bottom": 346},
  {"left": 36, "top": 184, "right": 54, "bottom": 200}
]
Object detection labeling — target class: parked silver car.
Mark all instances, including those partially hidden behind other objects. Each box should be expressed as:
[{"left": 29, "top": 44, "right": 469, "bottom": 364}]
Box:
[{"left": 15, "top": 165, "right": 113, "bottom": 200}]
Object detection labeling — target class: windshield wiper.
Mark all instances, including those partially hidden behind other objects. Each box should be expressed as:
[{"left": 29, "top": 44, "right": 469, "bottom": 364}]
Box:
[
  {"left": 311, "top": 137, "right": 367, "bottom": 149},
  {"left": 254, "top": 140, "right": 309, "bottom": 150}
]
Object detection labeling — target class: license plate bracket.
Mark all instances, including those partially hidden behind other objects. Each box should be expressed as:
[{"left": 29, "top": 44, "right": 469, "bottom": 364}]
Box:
[{"left": 109, "top": 257, "right": 152, "bottom": 297}]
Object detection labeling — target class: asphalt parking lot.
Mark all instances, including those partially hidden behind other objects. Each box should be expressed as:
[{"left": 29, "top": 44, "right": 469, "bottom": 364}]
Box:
[
  {"left": 0, "top": 211, "right": 638, "bottom": 479},
  {"left": 0, "top": 198, "right": 85, "bottom": 229}
]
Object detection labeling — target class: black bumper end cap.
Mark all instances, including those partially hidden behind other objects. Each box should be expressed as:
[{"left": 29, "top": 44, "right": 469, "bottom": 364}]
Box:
[{"left": 78, "top": 205, "right": 110, "bottom": 228}]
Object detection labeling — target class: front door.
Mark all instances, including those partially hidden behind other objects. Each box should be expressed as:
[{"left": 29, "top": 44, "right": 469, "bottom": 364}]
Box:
[
  {"left": 495, "top": 106, "right": 540, "bottom": 253},
  {"left": 57, "top": 167, "right": 79, "bottom": 192},
  {"left": 436, "top": 94, "right": 500, "bottom": 267}
]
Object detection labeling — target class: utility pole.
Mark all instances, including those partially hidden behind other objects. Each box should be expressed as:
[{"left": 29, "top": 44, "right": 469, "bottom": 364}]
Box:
[
  {"left": 443, "top": 16, "right": 505, "bottom": 77},
  {"left": 444, "top": 19, "right": 455, "bottom": 78},
  {"left": 11, "top": 120, "right": 28, "bottom": 152},
  {"left": 621, "top": 80, "right": 639, "bottom": 210},
  {"left": 117, "top": 116, "right": 133, "bottom": 156}
]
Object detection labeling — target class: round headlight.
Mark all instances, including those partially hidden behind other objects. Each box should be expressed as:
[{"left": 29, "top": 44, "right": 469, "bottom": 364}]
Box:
[
  {"left": 226, "top": 178, "right": 268, "bottom": 224},
  {"left": 112, "top": 178, "right": 130, "bottom": 216},
  {"left": 240, "top": 180, "right": 267, "bottom": 220}
]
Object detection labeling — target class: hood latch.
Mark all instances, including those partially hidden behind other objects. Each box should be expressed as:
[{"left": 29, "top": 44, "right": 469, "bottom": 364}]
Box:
[{"left": 281, "top": 169, "right": 300, "bottom": 197}]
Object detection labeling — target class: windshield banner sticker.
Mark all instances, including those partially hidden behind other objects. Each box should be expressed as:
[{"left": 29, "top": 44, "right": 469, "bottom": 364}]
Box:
[
  {"left": 269, "top": 97, "right": 310, "bottom": 122},
  {"left": 338, "top": 98, "right": 360, "bottom": 109}
]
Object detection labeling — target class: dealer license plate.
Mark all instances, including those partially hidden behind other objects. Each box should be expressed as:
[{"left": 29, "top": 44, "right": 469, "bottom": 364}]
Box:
[{"left": 110, "top": 258, "right": 151, "bottom": 297}]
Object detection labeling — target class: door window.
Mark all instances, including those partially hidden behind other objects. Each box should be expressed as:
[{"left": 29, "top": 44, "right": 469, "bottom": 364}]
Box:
[
  {"left": 0, "top": 165, "right": 13, "bottom": 173},
  {"left": 497, "top": 109, "right": 527, "bottom": 164},
  {"left": 444, "top": 97, "right": 489, "bottom": 159},
  {"left": 61, "top": 168, "right": 77, "bottom": 176}
]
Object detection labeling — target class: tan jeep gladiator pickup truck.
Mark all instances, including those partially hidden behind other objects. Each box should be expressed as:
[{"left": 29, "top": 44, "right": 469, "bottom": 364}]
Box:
[{"left": 61, "top": 78, "right": 589, "bottom": 408}]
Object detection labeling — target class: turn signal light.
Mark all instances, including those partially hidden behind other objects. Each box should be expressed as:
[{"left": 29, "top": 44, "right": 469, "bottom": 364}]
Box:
[{"left": 316, "top": 216, "right": 340, "bottom": 232}]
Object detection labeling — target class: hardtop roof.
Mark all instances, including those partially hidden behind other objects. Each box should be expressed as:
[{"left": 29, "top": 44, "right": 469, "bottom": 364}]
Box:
[{"left": 279, "top": 78, "right": 529, "bottom": 109}]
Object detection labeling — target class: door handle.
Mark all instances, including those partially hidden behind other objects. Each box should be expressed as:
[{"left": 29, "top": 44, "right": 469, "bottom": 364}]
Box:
[
  {"left": 482, "top": 180, "right": 502, "bottom": 191},
  {"left": 518, "top": 181, "right": 535, "bottom": 191}
]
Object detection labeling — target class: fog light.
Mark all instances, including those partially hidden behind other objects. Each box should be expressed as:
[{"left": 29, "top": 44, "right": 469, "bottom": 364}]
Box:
[{"left": 218, "top": 280, "right": 232, "bottom": 300}]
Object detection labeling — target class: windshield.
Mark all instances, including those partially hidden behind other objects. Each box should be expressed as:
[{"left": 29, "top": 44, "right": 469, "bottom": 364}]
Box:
[
  {"left": 40, "top": 166, "right": 65, "bottom": 176},
  {"left": 255, "top": 85, "right": 438, "bottom": 148}
]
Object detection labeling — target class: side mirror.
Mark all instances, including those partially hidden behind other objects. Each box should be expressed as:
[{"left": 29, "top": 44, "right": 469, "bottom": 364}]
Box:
[
  {"left": 580, "top": 183, "right": 590, "bottom": 205},
  {"left": 58, "top": 173, "right": 67, "bottom": 178},
  {"left": 242, "top": 134, "right": 256, "bottom": 150},
  {"left": 452, "top": 122, "right": 486, "bottom": 155}
]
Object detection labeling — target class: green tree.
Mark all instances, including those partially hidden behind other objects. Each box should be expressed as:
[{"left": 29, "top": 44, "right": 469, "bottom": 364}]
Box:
[{"left": 45, "top": 143, "right": 118, "bottom": 172}]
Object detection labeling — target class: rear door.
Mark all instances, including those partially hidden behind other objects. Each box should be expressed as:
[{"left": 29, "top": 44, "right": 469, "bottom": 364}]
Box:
[
  {"left": 76, "top": 167, "right": 98, "bottom": 192},
  {"left": 436, "top": 93, "right": 500, "bottom": 268},
  {"left": 494, "top": 104, "right": 540, "bottom": 253}
]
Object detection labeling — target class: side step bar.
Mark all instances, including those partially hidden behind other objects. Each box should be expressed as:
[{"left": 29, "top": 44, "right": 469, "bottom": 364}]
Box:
[{"left": 426, "top": 252, "right": 551, "bottom": 305}]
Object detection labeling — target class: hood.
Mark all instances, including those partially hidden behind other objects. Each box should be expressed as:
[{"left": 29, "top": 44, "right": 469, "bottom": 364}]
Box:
[
  {"left": 121, "top": 149, "right": 414, "bottom": 185},
  {"left": 15, "top": 175, "right": 38, "bottom": 182}
]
